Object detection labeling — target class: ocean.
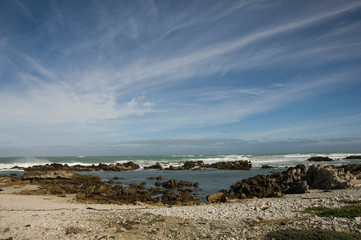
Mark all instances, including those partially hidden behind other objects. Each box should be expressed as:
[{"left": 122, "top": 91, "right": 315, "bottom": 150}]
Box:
[{"left": 1, "top": 153, "right": 360, "bottom": 199}]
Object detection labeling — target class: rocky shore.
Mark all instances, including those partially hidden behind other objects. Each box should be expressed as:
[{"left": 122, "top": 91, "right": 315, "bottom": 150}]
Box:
[
  {"left": 1, "top": 161, "right": 361, "bottom": 239},
  {"left": 19, "top": 160, "right": 252, "bottom": 172},
  {"left": 5, "top": 162, "right": 361, "bottom": 206},
  {"left": 1, "top": 180, "right": 361, "bottom": 240}
]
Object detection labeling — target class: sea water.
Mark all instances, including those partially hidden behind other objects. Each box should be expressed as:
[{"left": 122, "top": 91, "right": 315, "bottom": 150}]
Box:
[{"left": 1, "top": 153, "right": 360, "bottom": 199}]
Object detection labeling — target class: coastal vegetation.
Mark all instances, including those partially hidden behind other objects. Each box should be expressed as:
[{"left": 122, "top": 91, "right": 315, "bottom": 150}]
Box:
[
  {"left": 267, "top": 228, "right": 361, "bottom": 240},
  {"left": 302, "top": 204, "right": 361, "bottom": 218}
]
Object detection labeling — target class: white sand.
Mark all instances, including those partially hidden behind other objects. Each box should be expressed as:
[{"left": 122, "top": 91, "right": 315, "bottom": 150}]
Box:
[{"left": 1, "top": 182, "right": 361, "bottom": 239}]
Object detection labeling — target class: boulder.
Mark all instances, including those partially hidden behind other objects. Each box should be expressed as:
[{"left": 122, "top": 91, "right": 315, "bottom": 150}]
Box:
[
  {"left": 284, "top": 180, "right": 309, "bottom": 194},
  {"left": 282, "top": 164, "right": 307, "bottom": 183},
  {"left": 161, "top": 189, "right": 199, "bottom": 205},
  {"left": 337, "top": 164, "right": 361, "bottom": 177},
  {"left": 231, "top": 173, "right": 284, "bottom": 199},
  {"left": 305, "top": 164, "right": 354, "bottom": 189},
  {"left": 261, "top": 165, "right": 274, "bottom": 169},
  {"left": 345, "top": 155, "right": 361, "bottom": 159},
  {"left": 162, "top": 179, "right": 178, "bottom": 189},
  {"left": 209, "top": 160, "right": 252, "bottom": 170},
  {"left": 164, "top": 166, "right": 184, "bottom": 170},
  {"left": 307, "top": 156, "right": 333, "bottom": 162},
  {"left": 144, "top": 163, "right": 163, "bottom": 170},
  {"left": 206, "top": 190, "right": 231, "bottom": 203}
]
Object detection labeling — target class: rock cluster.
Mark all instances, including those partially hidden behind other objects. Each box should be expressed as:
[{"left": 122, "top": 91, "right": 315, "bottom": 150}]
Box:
[
  {"left": 261, "top": 165, "right": 274, "bottom": 169},
  {"left": 306, "top": 164, "right": 354, "bottom": 189},
  {"left": 345, "top": 155, "right": 361, "bottom": 159},
  {"left": 17, "top": 160, "right": 252, "bottom": 172},
  {"left": 22, "top": 162, "right": 140, "bottom": 172},
  {"left": 307, "top": 156, "right": 334, "bottom": 162},
  {"left": 143, "top": 163, "right": 163, "bottom": 170},
  {"left": 225, "top": 164, "right": 356, "bottom": 202},
  {"left": 337, "top": 164, "right": 361, "bottom": 178},
  {"left": 19, "top": 171, "right": 200, "bottom": 206},
  {"left": 164, "top": 160, "right": 252, "bottom": 170},
  {"left": 12, "top": 163, "right": 361, "bottom": 205}
]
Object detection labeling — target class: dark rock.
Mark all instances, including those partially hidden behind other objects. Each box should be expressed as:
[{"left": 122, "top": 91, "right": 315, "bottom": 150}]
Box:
[
  {"left": 261, "top": 165, "right": 274, "bottom": 169},
  {"left": 178, "top": 181, "right": 193, "bottom": 188},
  {"left": 144, "top": 163, "right": 163, "bottom": 170},
  {"left": 345, "top": 155, "right": 361, "bottom": 159},
  {"left": 281, "top": 164, "right": 309, "bottom": 194},
  {"left": 155, "top": 181, "right": 162, "bottom": 186},
  {"left": 284, "top": 180, "right": 309, "bottom": 194},
  {"left": 164, "top": 165, "right": 184, "bottom": 170},
  {"left": 231, "top": 173, "right": 284, "bottom": 199},
  {"left": 162, "top": 179, "right": 178, "bottom": 189},
  {"left": 282, "top": 164, "right": 307, "bottom": 183},
  {"left": 19, "top": 170, "right": 201, "bottom": 206},
  {"left": 305, "top": 164, "right": 354, "bottom": 189},
  {"left": 164, "top": 160, "right": 251, "bottom": 170},
  {"left": 183, "top": 161, "right": 197, "bottom": 170},
  {"left": 209, "top": 160, "right": 251, "bottom": 170},
  {"left": 156, "top": 176, "right": 163, "bottom": 180},
  {"left": 307, "top": 156, "right": 333, "bottom": 162},
  {"left": 337, "top": 164, "right": 361, "bottom": 176},
  {"left": 24, "top": 162, "right": 140, "bottom": 172},
  {"left": 161, "top": 189, "right": 199, "bottom": 205},
  {"left": 206, "top": 190, "right": 232, "bottom": 203}
]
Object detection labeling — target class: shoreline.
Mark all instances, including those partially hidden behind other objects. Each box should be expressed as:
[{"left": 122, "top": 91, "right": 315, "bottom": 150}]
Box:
[{"left": 1, "top": 179, "right": 361, "bottom": 239}]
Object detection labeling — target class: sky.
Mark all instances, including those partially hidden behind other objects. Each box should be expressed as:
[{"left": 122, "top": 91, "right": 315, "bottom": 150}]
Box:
[{"left": 0, "top": 0, "right": 361, "bottom": 156}]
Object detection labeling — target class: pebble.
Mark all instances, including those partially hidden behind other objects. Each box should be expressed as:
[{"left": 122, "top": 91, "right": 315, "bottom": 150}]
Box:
[{"left": 2, "top": 186, "right": 361, "bottom": 239}]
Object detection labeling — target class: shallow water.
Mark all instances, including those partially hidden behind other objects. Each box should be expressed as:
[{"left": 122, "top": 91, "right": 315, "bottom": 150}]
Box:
[{"left": 1, "top": 153, "right": 360, "bottom": 199}]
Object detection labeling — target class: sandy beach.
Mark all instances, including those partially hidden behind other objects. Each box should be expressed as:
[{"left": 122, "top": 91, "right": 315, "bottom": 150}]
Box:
[{"left": 1, "top": 178, "right": 361, "bottom": 240}]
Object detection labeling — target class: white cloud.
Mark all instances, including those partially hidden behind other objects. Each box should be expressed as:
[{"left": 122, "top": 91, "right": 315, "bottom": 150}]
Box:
[{"left": 1, "top": 1, "right": 360, "bottom": 155}]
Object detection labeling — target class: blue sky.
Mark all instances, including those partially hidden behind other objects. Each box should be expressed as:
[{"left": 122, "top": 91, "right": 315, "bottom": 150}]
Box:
[{"left": 0, "top": 0, "right": 361, "bottom": 156}]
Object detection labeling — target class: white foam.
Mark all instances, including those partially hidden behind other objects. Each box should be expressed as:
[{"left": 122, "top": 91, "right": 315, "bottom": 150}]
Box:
[{"left": 0, "top": 157, "right": 51, "bottom": 171}]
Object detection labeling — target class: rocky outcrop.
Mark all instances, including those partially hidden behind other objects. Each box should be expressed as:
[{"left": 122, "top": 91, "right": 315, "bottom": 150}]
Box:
[
  {"left": 261, "top": 165, "right": 274, "bottom": 169},
  {"left": 345, "top": 155, "right": 361, "bottom": 159},
  {"left": 165, "top": 160, "right": 252, "bottom": 170},
  {"left": 18, "top": 160, "right": 252, "bottom": 172},
  {"left": 337, "top": 164, "right": 361, "bottom": 178},
  {"left": 144, "top": 163, "right": 163, "bottom": 170},
  {"left": 208, "top": 160, "right": 252, "bottom": 170},
  {"left": 305, "top": 164, "right": 354, "bottom": 189},
  {"left": 206, "top": 190, "right": 232, "bottom": 203},
  {"left": 23, "top": 162, "right": 140, "bottom": 172},
  {"left": 230, "top": 164, "right": 310, "bottom": 200},
  {"left": 282, "top": 164, "right": 309, "bottom": 194},
  {"left": 19, "top": 171, "right": 201, "bottom": 206},
  {"left": 164, "top": 161, "right": 205, "bottom": 170},
  {"left": 231, "top": 173, "right": 284, "bottom": 199},
  {"left": 22, "top": 171, "right": 77, "bottom": 180},
  {"left": 161, "top": 179, "right": 198, "bottom": 189},
  {"left": 307, "top": 156, "right": 333, "bottom": 162},
  {"left": 229, "top": 163, "right": 358, "bottom": 201},
  {"left": 162, "top": 179, "right": 178, "bottom": 189},
  {"left": 161, "top": 189, "right": 199, "bottom": 206}
]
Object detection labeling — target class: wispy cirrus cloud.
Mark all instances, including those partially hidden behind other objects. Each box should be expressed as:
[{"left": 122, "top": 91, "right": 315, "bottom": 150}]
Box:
[{"left": 0, "top": 0, "right": 360, "bottom": 155}]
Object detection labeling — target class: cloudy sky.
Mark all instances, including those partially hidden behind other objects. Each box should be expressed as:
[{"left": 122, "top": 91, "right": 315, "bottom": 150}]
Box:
[{"left": 0, "top": 0, "right": 361, "bottom": 156}]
